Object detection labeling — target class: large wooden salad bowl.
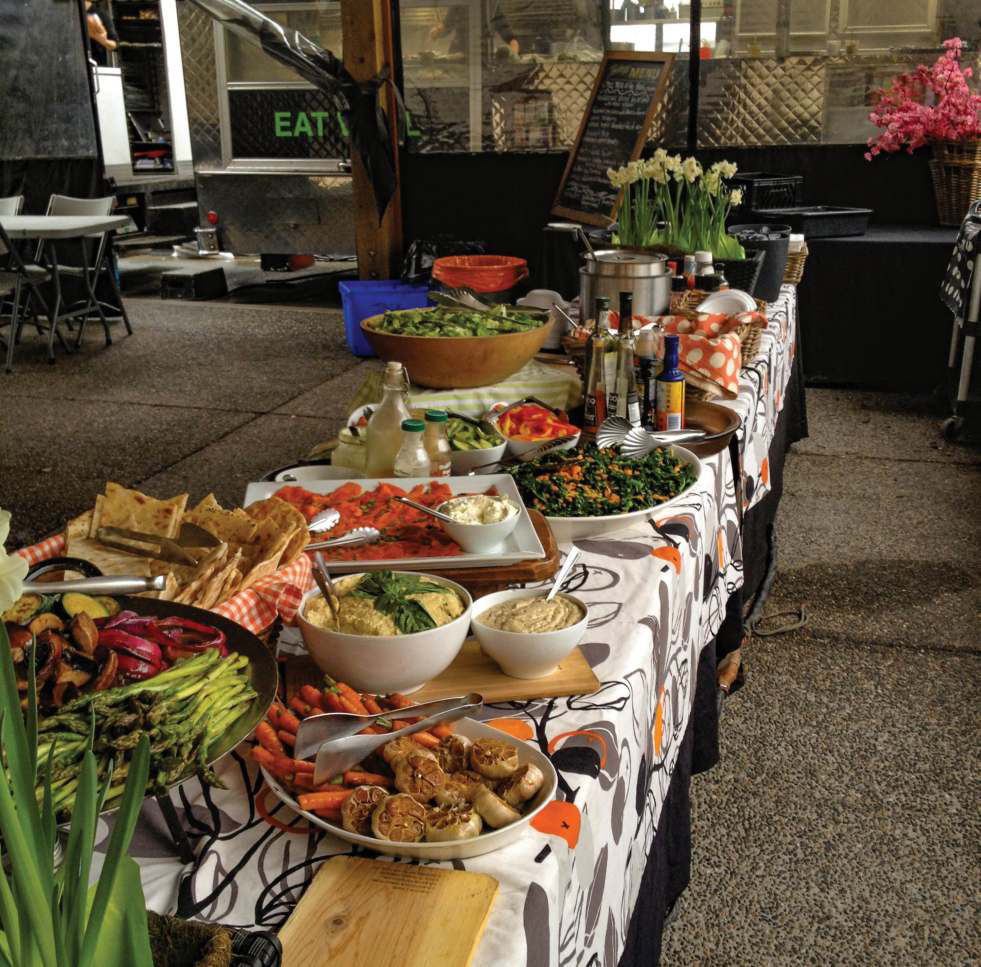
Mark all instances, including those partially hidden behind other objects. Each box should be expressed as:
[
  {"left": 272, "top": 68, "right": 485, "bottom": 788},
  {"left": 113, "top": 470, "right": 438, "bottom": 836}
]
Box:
[{"left": 360, "top": 312, "right": 552, "bottom": 389}]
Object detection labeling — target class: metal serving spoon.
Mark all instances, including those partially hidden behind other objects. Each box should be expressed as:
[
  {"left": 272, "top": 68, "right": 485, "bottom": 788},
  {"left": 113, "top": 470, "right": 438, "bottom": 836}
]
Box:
[
  {"left": 392, "top": 495, "right": 456, "bottom": 524},
  {"left": 546, "top": 547, "right": 581, "bottom": 602}
]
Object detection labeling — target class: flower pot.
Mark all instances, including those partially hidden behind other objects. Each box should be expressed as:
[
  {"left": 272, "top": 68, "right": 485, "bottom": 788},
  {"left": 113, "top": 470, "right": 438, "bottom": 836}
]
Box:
[
  {"left": 148, "top": 913, "right": 232, "bottom": 967},
  {"left": 930, "top": 141, "right": 981, "bottom": 226},
  {"left": 727, "top": 224, "right": 792, "bottom": 302}
]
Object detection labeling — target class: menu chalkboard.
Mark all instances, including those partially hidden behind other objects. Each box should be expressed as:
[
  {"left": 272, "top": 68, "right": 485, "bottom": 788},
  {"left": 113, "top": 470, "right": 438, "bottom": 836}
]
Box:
[{"left": 552, "top": 52, "right": 674, "bottom": 227}]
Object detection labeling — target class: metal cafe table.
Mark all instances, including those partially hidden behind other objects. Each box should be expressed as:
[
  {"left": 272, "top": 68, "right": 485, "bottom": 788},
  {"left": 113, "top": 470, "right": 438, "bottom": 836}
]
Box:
[{"left": 0, "top": 214, "right": 131, "bottom": 362}]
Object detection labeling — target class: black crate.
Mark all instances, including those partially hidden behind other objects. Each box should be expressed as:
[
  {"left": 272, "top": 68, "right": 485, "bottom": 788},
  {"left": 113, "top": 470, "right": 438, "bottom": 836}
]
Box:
[
  {"left": 731, "top": 172, "right": 804, "bottom": 216},
  {"left": 160, "top": 266, "right": 229, "bottom": 300},
  {"left": 751, "top": 206, "right": 873, "bottom": 238}
]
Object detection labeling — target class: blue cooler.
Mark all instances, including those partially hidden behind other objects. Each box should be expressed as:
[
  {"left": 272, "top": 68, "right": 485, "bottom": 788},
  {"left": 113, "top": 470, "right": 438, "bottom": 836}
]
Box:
[{"left": 339, "top": 280, "right": 430, "bottom": 357}]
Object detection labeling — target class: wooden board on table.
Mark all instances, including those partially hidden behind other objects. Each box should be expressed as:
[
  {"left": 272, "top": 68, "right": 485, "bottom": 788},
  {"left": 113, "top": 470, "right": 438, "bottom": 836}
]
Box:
[
  {"left": 286, "top": 639, "right": 599, "bottom": 705},
  {"left": 279, "top": 856, "right": 497, "bottom": 967}
]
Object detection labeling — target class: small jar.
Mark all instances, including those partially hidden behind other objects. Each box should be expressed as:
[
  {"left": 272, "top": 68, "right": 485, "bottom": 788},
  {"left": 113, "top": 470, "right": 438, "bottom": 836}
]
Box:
[
  {"left": 393, "top": 419, "right": 432, "bottom": 478},
  {"left": 423, "top": 409, "right": 452, "bottom": 477}
]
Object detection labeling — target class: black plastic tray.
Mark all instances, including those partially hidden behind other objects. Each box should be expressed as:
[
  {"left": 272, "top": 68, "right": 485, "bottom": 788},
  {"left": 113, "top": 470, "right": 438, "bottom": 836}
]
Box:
[{"left": 751, "top": 206, "right": 873, "bottom": 238}]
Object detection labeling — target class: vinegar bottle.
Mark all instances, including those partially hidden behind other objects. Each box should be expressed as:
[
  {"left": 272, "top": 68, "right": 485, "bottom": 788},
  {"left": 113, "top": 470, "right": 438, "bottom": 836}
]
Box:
[{"left": 365, "top": 362, "right": 411, "bottom": 477}]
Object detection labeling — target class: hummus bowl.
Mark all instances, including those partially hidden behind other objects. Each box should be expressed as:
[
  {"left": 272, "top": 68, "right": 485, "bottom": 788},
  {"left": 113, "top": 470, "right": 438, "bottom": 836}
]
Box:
[
  {"left": 470, "top": 587, "right": 589, "bottom": 679},
  {"left": 297, "top": 573, "right": 473, "bottom": 694}
]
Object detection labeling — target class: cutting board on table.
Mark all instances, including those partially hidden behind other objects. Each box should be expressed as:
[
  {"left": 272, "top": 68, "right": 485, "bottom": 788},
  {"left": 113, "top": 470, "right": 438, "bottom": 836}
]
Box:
[
  {"left": 285, "top": 639, "right": 600, "bottom": 704},
  {"left": 279, "top": 857, "right": 497, "bottom": 967}
]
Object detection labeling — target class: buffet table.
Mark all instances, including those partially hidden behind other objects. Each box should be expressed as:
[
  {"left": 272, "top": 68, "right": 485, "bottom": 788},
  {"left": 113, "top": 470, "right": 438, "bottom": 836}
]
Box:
[{"left": 125, "top": 287, "right": 800, "bottom": 966}]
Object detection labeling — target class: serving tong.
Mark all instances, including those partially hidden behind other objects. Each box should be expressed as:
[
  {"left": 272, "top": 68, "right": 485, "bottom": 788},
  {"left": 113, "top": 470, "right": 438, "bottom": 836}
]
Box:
[
  {"left": 464, "top": 435, "right": 579, "bottom": 475},
  {"left": 594, "top": 417, "right": 706, "bottom": 456},
  {"left": 96, "top": 523, "right": 222, "bottom": 566},
  {"left": 306, "top": 527, "right": 381, "bottom": 552},
  {"left": 22, "top": 574, "right": 167, "bottom": 595},
  {"left": 293, "top": 692, "right": 484, "bottom": 784}
]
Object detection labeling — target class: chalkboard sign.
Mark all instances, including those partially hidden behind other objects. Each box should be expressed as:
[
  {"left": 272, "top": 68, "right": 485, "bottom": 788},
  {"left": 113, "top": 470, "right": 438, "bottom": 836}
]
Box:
[{"left": 552, "top": 52, "right": 674, "bottom": 227}]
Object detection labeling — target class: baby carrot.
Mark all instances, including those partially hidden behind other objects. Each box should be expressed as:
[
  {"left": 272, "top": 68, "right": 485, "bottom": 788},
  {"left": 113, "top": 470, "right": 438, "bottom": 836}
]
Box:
[
  {"left": 250, "top": 746, "right": 293, "bottom": 782},
  {"left": 387, "top": 692, "right": 413, "bottom": 710},
  {"left": 277, "top": 729, "right": 296, "bottom": 748},
  {"left": 255, "top": 721, "right": 285, "bottom": 756},
  {"left": 277, "top": 708, "right": 301, "bottom": 734},
  {"left": 362, "top": 694, "right": 383, "bottom": 716},
  {"left": 298, "top": 789, "right": 352, "bottom": 811},
  {"left": 313, "top": 807, "right": 343, "bottom": 822},
  {"left": 300, "top": 685, "right": 326, "bottom": 710},
  {"left": 322, "top": 689, "right": 345, "bottom": 713},
  {"left": 289, "top": 696, "right": 316, "bottom": 719},
  {"left": 410, "top": 731, "right": 441, "bottom": 749},
  {"left": 343, "top": 771, "right": 392, "bottom": 787},
  {"left": 336, "top": 683, "right": 369, "bottom": 715},
  {"left": 430, "top": 723, "right": 454, "bottom": 739}
]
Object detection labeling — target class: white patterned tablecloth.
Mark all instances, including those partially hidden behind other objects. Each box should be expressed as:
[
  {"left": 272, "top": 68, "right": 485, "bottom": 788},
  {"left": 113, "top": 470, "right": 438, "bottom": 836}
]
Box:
[{"left": 122, "top": 287, "right": 799, "bottom": 966}]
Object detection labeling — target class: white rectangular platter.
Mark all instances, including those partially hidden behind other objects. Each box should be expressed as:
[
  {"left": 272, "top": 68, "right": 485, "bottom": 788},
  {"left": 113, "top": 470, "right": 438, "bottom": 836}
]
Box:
[{"left": 243, "top": 475, "right": 546, "bottom": 572}]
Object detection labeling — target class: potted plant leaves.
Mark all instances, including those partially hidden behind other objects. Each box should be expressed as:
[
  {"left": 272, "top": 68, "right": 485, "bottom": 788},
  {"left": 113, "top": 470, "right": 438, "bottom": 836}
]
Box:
[{"left": 0, "top": 508, "right": 233, "bottom": 967}]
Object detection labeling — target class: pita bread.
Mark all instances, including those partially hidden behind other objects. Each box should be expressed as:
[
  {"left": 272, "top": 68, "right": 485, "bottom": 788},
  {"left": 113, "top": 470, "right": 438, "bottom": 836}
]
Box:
[
  {"left": 245, "top": 497, "right": 309, "bottom": 566},
  {"left": 184, "top": 494, "right": 259, "bottom": 544},
  {"left": 100, "top": 483, "right": 187, "bottom": 539}
]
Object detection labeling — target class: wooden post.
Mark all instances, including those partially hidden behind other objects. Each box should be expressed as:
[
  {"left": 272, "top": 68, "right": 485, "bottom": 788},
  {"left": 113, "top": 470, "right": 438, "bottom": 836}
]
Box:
[{"left": 341, "top": 0, "right": 403, "bottom": 280}]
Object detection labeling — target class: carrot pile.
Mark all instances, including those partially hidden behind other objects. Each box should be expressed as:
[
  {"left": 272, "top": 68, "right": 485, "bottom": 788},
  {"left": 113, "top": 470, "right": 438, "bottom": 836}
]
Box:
[
  {"left": 275, "top": 482, "right": 466, "bottom": 561},
  {"left": 251, "top": 678, "right": 454, "bottom": 823}
]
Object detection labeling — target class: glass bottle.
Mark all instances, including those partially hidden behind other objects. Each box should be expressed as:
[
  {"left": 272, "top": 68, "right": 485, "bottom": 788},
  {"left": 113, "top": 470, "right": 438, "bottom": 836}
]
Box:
[
  {"left": 365, "top": 362, "right": 411, "bottom": 477},
  {"left": 393, "top": 419, "right": 432, "bottom": 477},
  {"left": 634, "top": 327, "right": 662, "bottom": 428},
  {"left": 583, "top": 297, "right": 615, "bottom": 433},
  {"left": 423, "top": 409, "right": 452, "bottom": 476},
  {"left": 611, "top": 292, "right": 641, "bottom": 427},
  {"left": 655, "top": 333, "right": 685, "bottom": 431}
]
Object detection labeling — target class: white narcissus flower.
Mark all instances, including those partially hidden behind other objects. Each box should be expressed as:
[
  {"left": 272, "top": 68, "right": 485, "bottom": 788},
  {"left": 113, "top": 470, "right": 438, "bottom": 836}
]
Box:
[
  {"left": 665, "top": 153, "right": 684, "bottom": 181},
  {"left": 704, "top": 170, "right": 721, "bottom": 195},
  {"left": 0, "top": 509, "right": 27, "bottom": 614},
  {"left": 626, "top": 159, "right": 645, "bottom": 183},
  {"left": 730, "top": 188, "right": 744, "bottom": 205},
  {"left": 719, "top": 160, "right": 738, "bottom": 178},
  {"left": 681, "top": 156, "right": 702, "bottom": 183},
  {"left": 607, "top": 166, "right": 628, "bottom": 188},
  {"left": 643, "top": 157, "right": 667, "bottom": 184}
]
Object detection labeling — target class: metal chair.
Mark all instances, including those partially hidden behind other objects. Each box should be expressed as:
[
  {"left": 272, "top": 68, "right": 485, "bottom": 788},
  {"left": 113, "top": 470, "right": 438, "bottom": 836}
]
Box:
[
  {"left": 38, "top": 194, "right": 133, "bottom": 349},
  {"left": 0, "top": 196, "right": 54, "bottom": 373}
]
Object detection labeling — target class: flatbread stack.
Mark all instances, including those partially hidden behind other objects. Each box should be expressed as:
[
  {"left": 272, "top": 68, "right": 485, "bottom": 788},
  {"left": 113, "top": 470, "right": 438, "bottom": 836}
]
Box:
[{"left": 64, "top": 483, "right": 309, "bottom": 610}]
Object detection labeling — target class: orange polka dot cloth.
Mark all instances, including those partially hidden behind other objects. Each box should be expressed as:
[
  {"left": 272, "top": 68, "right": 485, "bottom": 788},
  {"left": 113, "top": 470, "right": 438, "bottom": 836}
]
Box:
[{"left": 610, "top": 309, "right": 767, "bottom": 398}]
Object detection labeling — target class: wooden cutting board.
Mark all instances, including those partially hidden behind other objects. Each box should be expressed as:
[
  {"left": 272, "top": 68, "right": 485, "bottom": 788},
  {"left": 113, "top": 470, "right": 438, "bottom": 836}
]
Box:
[
  {"left": 279, "top": 857, "right": 497, "bottom": 967},
  {"left": 285, "top": 638, "right": 599, "bottom": 704}
]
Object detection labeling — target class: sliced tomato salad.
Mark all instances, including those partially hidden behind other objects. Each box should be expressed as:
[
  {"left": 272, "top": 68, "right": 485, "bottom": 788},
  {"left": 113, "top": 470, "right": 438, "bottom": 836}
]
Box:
[
  {"left": 497, "top": 403, "right": 578, "bottom": 442},
  {"left": 275, "top": 482, "right": 497, "bottom": 561}
]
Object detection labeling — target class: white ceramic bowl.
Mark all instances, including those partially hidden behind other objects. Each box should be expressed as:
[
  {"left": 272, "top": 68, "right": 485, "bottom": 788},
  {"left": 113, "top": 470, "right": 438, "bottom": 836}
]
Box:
[
  {"left": 695, "top": 289, "right": 757, "bottom": 315},
  {"left": 544, "top": 445, "right": 702, "bottom": 542},
  {"left": 436, "top": 496, "right": 521, "bottom": 553},
  {"left": 296, "top": 573, "right": 472, "bottom": 694},
  {"left": 470, "top": 587, "right": 589, "bottom": 679},
  {"left": 449, "top": 439, "right": 507, "bottom": 475},
  {"left": 260, "top": 717, "right": 557, "bottom": 860}
]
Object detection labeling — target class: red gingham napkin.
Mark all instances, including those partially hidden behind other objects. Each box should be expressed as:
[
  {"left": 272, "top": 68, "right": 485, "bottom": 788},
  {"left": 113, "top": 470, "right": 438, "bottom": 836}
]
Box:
[{"left": 15, "top": 536, "right": 313, "bottom": 636}]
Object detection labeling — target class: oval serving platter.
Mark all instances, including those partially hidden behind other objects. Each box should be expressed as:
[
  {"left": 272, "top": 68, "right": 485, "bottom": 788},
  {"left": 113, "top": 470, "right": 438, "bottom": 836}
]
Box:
[{"left": 261, "top": 717, "right": 558, "bottom": 861}]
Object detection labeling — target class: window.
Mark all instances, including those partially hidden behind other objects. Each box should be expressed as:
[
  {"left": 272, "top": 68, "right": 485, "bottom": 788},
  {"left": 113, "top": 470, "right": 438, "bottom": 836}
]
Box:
[{"left": 215, "top": 1, "right": 348, "bottom": 170}]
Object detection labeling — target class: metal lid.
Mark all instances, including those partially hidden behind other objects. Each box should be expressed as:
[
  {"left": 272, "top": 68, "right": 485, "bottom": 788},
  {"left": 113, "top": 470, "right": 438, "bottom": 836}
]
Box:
[{"left": 582, "top": 249, "right": 669, "bottom": 278}]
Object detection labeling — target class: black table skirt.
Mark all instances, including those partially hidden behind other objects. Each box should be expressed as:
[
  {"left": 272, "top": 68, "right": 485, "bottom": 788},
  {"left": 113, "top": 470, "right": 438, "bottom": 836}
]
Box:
[{"left": 618, "top": 345, "right": 808, "bottom": 967}]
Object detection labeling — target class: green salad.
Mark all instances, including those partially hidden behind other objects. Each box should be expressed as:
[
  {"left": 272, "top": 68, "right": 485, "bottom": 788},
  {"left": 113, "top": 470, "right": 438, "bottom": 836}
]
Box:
[
  {"left": 373, "top": 305, "right": 545, "bottom": 338},
  {"left": 507, "top": 445, "right": 696, "bottom": 517}
]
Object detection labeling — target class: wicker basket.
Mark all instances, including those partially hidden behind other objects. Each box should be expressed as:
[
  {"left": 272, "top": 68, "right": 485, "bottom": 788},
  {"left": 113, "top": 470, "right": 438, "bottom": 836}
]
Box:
[
  {"left": 783, "top": 243, "right": 808, "bottom": 285},
  {"left": 929, "top": 141, "right": 981, "bottom": 226}
]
